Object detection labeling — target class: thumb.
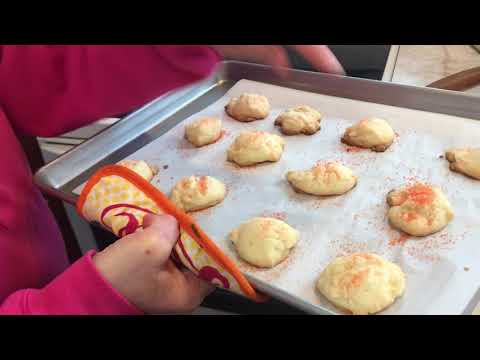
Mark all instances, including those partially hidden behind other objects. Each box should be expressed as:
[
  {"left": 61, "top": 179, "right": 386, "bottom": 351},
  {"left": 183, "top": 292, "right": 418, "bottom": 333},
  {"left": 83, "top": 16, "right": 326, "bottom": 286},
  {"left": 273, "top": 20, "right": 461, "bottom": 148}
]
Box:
[{"left": 141, "top": 214, "right": 180, "bottom": 261}]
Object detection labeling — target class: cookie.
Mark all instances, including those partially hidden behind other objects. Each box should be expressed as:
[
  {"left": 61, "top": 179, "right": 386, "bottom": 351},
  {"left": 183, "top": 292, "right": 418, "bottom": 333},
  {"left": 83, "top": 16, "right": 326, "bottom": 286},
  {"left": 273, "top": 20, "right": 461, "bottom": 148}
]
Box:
[
  {"left": 341, "top": 117, "right": 395, "bottom": 152},
  {"left": 445, "top": 148, "right": 480, "bottom": 180},
  {"left": 387, "top": 183, "right": 454, "bottom": 236},
  {"left": 117, "top": 160, "right": 157, "bottom": 182},
  {"left": 171, "top": 176, "right": 226, "bottom": 212},
  {"left": 185, "top": 117, "right": 222, "bottom": 147},
  {"left": 225, "top": 93, "right": 270, "bottom": 122},
  {"left": 274, "top": 105, "right": 322, "bottom": 135},
  {"left": 229, "top": 217, "right": 299, "bottom": 268},
  {"left": 227, "top": 131, "right": 285, "bottom": 167},
  {"left": 287, "top": 162, "right": 357, "bottom": 196},
  {"left": 317, "top": 253, "right": 406, "bottom": 315}
]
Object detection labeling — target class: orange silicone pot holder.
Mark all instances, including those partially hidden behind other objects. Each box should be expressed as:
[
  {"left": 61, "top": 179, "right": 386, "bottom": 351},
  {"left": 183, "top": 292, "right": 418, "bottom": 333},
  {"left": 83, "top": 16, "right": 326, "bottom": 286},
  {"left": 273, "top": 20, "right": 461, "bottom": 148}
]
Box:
[{"left": 77, "top": 164, "right": 266, "bottom": 302}]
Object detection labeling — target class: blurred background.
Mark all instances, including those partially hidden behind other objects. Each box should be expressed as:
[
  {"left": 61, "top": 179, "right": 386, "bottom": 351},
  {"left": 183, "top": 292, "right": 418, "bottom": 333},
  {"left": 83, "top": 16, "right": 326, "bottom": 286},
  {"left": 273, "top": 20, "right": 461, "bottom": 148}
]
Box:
[{"left": 287, "top": 45, "right": 393, "bottom": 80}]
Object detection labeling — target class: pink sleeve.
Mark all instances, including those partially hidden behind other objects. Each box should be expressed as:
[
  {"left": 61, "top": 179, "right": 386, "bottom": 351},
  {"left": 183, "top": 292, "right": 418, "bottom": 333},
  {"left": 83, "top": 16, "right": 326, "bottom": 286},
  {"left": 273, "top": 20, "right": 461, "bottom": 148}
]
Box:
[
  {"left": 0, "top": 45, "right": 221, "bottom": 137},
  {"left": 0, "top": 251, "right": 143, "bottom": 315}
]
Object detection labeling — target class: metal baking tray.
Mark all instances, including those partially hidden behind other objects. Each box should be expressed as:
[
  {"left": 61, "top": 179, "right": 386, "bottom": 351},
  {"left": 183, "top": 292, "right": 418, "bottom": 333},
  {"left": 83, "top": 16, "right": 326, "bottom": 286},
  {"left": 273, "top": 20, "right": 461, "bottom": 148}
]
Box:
[{"left": 34, "top": 61, "right": 480, "bottom": 315}]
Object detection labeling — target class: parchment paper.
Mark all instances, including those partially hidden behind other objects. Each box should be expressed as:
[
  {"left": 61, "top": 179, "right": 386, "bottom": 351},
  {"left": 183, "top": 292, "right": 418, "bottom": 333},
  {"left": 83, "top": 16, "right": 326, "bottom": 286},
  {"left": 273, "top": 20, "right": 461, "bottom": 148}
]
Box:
[{"left": 77, "top": 79, "right": 480, "bottom": 315}]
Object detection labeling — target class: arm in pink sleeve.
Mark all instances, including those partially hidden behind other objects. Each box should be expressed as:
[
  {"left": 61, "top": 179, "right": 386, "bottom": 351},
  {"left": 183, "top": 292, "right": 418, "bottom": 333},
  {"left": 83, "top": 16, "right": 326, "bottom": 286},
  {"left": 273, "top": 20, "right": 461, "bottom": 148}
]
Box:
[
  {"left": 0, "top": 251, "right": 143, "bottom": 315},
  {"left": 0, "top": 45, "right": 220, "bottom": 314},
  {"left": 0, "top": 45, "right": 221, "bottom": 137}
]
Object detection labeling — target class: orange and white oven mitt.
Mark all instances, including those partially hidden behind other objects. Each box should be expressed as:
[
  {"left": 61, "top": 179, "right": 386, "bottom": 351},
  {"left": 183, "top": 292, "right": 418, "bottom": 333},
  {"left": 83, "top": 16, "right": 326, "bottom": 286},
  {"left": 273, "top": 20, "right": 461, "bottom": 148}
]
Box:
[{"left": 77, "top": 160, "right": 264, "bottom": 302}]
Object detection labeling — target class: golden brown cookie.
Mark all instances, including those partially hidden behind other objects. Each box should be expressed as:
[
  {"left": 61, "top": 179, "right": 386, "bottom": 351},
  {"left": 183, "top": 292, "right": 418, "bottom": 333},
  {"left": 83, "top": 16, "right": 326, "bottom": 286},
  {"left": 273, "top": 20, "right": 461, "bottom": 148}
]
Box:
[
  {"left": 185, "top": 117, "right": 222, "bottom": 147},
  {"left": 341, "top": 117, "right": 395, "bottom": 152},
  {"left": 274, "top": 105, "right": 322, "bottom": 135},
  {"left": 225, "top": 93, "right": 270, "bottom": 122},
  {"left": 445, "top": 148, "right": 480, "bottom": 180}
]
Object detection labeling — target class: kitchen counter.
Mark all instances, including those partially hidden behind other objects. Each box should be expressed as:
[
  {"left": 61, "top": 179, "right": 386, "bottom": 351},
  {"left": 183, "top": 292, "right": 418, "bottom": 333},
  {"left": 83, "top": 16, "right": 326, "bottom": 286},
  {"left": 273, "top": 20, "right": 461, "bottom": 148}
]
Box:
[
  {"left": 392, "top": 45, "right": 480, "bottom": 95},
  {"left": 38, "top": 45, "right": 480, "bottom": 315}
]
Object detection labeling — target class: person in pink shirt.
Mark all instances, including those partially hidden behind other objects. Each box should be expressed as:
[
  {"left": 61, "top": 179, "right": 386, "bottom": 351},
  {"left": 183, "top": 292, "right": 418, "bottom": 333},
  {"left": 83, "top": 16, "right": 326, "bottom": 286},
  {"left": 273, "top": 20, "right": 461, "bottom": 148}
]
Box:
[{"left": 0, "top": 45, "right": 344, "bottom": 315}]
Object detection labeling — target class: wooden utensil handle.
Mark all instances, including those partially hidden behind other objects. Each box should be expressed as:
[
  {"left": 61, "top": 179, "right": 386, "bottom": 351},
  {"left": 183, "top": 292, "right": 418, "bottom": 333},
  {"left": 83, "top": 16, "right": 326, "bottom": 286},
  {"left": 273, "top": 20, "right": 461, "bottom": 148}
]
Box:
[{"left": 427, "top": 67, "right": 480, "bottom": 91}]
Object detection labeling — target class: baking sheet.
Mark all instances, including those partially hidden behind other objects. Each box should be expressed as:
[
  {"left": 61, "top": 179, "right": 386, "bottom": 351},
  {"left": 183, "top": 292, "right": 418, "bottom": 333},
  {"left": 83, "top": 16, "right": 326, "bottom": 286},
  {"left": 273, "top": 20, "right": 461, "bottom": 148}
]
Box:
[{"left": 75, "top": 79, "right": 480, "bottom": 315}]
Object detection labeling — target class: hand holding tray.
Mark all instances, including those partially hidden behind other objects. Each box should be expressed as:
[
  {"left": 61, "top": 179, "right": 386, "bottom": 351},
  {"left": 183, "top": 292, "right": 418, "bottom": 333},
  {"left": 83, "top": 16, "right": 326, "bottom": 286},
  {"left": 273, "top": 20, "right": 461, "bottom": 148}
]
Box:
[{"left": 77, "top": 164, "right": 266, "bottom": 302}]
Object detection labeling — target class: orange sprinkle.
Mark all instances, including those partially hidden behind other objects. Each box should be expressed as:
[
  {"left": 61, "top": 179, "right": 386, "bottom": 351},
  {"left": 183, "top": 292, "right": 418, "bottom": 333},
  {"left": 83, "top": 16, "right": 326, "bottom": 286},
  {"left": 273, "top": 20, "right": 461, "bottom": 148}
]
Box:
[
  {"left": 352, "top": 253, "right": 374, "bottom": 261},
  {"left": 350, "top": 269, "right": 369, "bottom": 287},
  {"left": 198, "top": 176, "right": 208, "bottom": 195},
  {"left": 406, "top": 184, "right": 434, "bottom": 206},
  {"left": 341, "top": 268, "right": 370, "bottom": 291},
  {"left": 389, "top": 234, "right": 410, "bottom": 246},
  {"left": 402, "top": 212, "right": 418, "bottom": 222}
]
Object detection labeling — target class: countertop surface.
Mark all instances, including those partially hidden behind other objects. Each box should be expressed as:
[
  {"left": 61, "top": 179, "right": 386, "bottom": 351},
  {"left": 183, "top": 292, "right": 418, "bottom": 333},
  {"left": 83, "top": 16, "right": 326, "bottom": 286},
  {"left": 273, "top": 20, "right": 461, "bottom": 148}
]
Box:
[{"left": 392, "top": 45, "right": 480, "bottom": 95}]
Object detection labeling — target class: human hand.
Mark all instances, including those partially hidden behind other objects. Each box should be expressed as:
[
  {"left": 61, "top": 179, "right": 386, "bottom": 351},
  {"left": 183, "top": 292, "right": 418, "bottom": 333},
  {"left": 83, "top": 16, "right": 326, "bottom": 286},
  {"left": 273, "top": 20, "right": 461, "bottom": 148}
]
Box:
[
  {"left": 93, "top": 214, "right": 214, "bottom": 314},
  {"left": 210, "top": 45, "right": 345, "bottom": 75}
]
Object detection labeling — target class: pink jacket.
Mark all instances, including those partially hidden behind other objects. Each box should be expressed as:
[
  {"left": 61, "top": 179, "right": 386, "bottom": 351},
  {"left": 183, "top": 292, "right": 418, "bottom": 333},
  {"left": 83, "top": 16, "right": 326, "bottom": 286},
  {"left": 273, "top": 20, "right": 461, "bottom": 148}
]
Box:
[{"left": 0, "top": 45, "right": 220, "bottom": 314}]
